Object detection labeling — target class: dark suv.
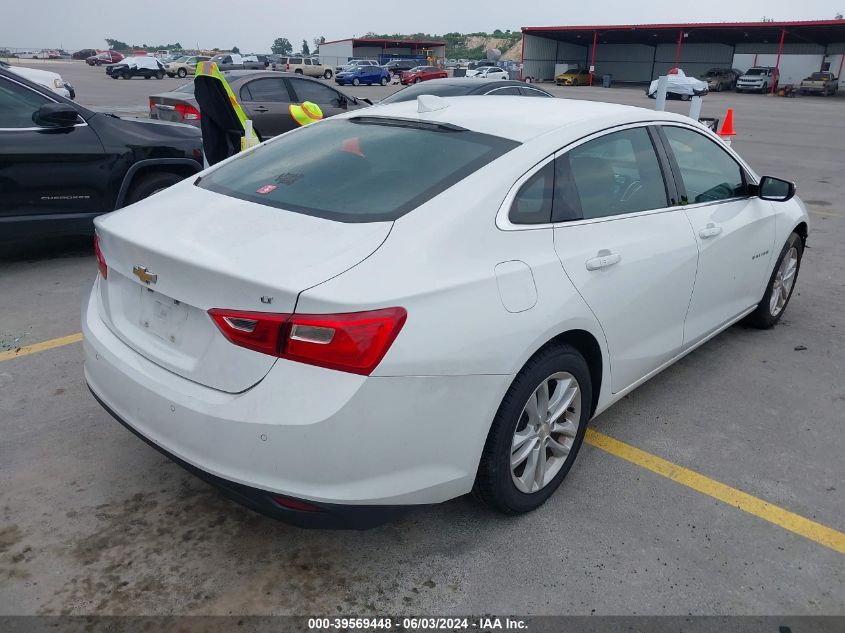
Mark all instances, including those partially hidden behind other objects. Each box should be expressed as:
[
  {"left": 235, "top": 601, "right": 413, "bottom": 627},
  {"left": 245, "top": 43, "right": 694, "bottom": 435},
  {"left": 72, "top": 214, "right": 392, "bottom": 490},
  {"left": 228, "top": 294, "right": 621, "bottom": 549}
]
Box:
[
  {"left": 383, "top": 59, "right": 424, "bottom": 75},
  {"left": 0, "top": 67, "right": 204, "bottom": 243}
]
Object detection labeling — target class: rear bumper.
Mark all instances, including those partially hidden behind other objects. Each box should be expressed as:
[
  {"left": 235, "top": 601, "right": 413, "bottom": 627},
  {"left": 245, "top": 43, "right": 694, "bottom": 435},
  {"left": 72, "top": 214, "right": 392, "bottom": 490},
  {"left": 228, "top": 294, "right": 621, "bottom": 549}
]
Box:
[{"left": 83, "top": 282, "right": 510, "bottom": 515}]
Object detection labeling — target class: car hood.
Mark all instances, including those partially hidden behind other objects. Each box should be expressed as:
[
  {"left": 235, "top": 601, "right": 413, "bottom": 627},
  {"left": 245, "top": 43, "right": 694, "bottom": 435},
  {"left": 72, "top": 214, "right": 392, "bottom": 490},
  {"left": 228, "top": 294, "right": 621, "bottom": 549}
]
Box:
[{"left": 8, "top": 65, "right": 63, "bottom": 84}]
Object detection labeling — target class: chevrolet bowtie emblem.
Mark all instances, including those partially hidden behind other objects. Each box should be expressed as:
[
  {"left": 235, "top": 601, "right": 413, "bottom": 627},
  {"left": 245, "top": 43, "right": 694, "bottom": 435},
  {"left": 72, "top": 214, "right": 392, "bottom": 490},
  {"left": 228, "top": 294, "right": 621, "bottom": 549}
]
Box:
[{"left": 132, "top": 265, "right": 157, "bottom": 285}]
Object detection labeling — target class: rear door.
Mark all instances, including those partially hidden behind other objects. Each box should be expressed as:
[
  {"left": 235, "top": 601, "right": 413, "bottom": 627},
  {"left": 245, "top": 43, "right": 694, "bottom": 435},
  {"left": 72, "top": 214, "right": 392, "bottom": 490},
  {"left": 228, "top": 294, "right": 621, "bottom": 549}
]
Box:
[
  {"left": 657, "top": 124, "right": 776, "bottom": 345},
  {"left": 0, "top": 75, "right": 109, "bottom": 223},
  {"left": 287, "top": 77, "right": 348, "bottom": 119},
  {"left": 238, "top": 76, "right": 296, "bottom": 138},
  {"left": 550, "top": 125, "right": 699, "bottom": 393}
]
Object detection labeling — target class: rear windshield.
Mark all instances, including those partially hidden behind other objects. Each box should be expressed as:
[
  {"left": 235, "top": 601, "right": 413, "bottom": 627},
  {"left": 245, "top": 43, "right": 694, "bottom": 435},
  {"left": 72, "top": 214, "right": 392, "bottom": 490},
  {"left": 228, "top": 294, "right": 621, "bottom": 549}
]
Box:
[{"left": 197, "top": 118, "right": 518, "bottom": 222}]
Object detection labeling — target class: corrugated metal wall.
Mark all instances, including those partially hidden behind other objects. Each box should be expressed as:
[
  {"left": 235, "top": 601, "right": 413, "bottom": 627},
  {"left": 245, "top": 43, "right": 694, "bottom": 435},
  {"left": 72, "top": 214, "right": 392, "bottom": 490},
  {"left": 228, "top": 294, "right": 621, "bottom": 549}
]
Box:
[
  {"left": 590, "top": 44, "right": 655, "bottom": 82},
  {"left": 317, "top": 41, "right": 353, "bottom": 68},
  {"left": 653, "top": 42, "right": 734, "bottom": 81},
  {"left": 522, "top": 34, "right": 560, "bottom": 80}
]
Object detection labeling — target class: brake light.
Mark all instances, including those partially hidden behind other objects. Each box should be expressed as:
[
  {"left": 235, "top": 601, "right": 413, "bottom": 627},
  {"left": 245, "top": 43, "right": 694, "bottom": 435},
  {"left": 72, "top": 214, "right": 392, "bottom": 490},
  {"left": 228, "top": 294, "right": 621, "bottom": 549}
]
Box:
[
  {"left": 149, "top": 99, "right": 155, "bottom": 111},
  {"left": 93, "top": 233, "right": 107, "bottom": 279},
  {"left": 286, "top": 63, "right": 290, "bottom": 71},
  {"left": 174, "top": 103, "right": 201, "bottom": 120},
  {"left": 208, "top": 307, "right": 407, "bottom": 375}
]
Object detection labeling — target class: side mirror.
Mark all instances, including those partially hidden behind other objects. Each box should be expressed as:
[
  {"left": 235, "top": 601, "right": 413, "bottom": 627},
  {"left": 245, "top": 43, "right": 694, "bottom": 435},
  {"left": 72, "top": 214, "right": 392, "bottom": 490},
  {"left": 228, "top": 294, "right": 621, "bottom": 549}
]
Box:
[
  {"left": 34, "top": 103, "right": 80, "bottom": 128},
  {"left": 758, "top": 176, "right": 795, "bottom": 202}
]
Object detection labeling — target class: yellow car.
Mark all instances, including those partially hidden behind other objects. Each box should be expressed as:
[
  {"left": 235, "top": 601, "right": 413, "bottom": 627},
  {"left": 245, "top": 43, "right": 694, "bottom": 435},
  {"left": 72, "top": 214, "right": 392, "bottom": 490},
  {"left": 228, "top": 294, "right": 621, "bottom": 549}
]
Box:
[{"left": 555, "top": 68, "right": 593, "bottom": 86}]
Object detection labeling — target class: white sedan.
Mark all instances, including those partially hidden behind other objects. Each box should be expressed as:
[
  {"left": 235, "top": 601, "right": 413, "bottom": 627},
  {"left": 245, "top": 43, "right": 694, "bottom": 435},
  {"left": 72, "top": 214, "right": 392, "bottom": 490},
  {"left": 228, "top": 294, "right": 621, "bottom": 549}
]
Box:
[
  {"left": 1, "top": 61, "right": 74, "bottom": 99},
  {"left": 648, "top": 68, "right": 710, "bottom": 100},
  {"left": 84, "top": 96, "right": 808, "bottom": 528},
  {"left": 470, "top": 66, "right": 509, "bottom": 80}
]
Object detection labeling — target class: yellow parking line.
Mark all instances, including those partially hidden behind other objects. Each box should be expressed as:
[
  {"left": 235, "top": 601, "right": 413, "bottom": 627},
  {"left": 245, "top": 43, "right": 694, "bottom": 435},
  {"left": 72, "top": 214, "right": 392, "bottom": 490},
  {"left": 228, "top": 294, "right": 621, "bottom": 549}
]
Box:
[
  {"left": 585, "top": 428, "right": 845, "bottom": 555},
  {"left": 0, "top": 332, "right": 83, "bottom": 362},
  {"left": 808, "top": 209, "right": 842, "bottom": 219}
]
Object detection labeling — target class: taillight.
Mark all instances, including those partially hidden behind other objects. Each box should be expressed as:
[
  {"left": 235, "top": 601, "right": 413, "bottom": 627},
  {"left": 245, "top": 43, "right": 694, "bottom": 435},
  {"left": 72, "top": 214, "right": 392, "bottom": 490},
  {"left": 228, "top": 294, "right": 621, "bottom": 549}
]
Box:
[
  {"left": 174, "top": 103, "right": 201, "bottom": 120},
  {"left": 286, "top": 63, "right": 290, "bottom": 71},
  {"left": 93, "top": 233, "right": 107, "bottom": 279},
  {"left": 208, "top": 307, "right": 407, "bottom": 375},
  {"left": 149, "top": 98, "right": 155, "bottom": 111}
]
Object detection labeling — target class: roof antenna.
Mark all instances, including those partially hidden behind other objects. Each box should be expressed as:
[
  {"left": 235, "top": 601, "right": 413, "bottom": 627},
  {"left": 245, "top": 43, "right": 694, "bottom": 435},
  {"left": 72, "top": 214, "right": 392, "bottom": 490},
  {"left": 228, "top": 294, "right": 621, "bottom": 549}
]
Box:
[{"left": 417, "top": 94, "right": 449, "bottom": 113}]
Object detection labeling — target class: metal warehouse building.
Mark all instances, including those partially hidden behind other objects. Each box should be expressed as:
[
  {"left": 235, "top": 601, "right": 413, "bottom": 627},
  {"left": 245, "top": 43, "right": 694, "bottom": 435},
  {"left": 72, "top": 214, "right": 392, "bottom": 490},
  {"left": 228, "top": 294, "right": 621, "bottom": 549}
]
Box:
[
  {"left": 317, "top": 38, "right": 447, "bottom": 69},
  {"left": 521, "top": 20, "right": 845, "bottom": 86}
]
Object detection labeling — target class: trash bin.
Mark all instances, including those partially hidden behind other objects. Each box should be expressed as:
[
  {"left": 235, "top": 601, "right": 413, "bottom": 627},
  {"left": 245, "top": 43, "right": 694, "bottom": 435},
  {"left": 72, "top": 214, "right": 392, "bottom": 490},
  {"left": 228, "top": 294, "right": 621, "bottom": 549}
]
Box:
[{"left": 602, "top": 74, "right": 612, "bottom": 88}]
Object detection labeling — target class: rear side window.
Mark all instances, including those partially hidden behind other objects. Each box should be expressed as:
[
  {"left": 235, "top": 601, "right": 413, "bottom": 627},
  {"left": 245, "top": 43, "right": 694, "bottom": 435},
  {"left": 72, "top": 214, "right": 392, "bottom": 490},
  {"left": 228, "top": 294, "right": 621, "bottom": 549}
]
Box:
[
  {"left": 565, "top": 127, "right": 668, "bottom": 219},
  {"left": 663, "top": 126, "right": 746, "bottom": 203},
  {"left": 509, "top": 163, "right": 554, "bottom": 224},
  {"left": 197, "top": 118, "right": 519, "bottom": 222},
  {"left": 290, "top": 57, "right": 303, "bottom": 65}
]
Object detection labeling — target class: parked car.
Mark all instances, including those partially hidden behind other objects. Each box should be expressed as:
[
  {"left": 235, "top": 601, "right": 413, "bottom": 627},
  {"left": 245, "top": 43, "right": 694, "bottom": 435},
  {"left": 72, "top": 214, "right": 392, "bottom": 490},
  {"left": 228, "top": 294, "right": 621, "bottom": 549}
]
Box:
[
  {"left": 647, "top": 68, "right": 709, "bottom": 100},
  {"left": 554, "top": 68, "right": 593, "bottom": 86},
  {"left": 275, "top": 56, "right": 333, "bottom": 78},
  {"left": 1, "top": 61, "right": 75, "bottom": 99},
  {"left": 736, "top": 67, "right": 779, "bottom": 93},
  {"left": 84, "top": 95, "right": 807, "bottom": 528},
  {"left": 165, "top": 55, "right": 210, "bottom": 78},
  {"left": 106, "top": 56, "right": 167, "bottom": 79},
  {"left": 465, "top": 61, "right": 499, "bottom": 77},
  {"left": 73, "top": 49, "right": 97, "bottom": 60},
  {"left": 400, "top": 66, "right": 448, "bottom": 85},
  {"left": 798, "top": 71, "right": 839, "bottom": 96},
  {"left": 149, "top": 71, "right": 369, "bottom": 139},
  {"left": 471, "top": 66, "right": 509, "bottom": 81},
  {"left": 336, "top": 65, "right": 390, "bottom": 86},
  {"left": 0, "top": 67, "right": 203, "bottom": 244},
  {"left": 378, "top": 78, "right": 553, "bottom": 103},
  {"left": 87, "top": 50, "right": 124, "bottom": 66},
  {"left": 383, "top": 59, "right": 424, "bottom": 75},
  {"left": 699, "top": 68, "right": 736, "bottom": 91},
  {"left": 335, "top": 59, "right": 379, "bottom": 74},
  {"left": 208, "top": 53, "right": 264, "bottom": 71}
]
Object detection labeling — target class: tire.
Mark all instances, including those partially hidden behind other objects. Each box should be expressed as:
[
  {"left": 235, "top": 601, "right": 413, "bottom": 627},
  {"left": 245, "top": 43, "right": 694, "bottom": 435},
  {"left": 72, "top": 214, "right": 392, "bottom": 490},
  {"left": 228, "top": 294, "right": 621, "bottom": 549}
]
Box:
[
  {"left": 743, "top": 232, "right": 804, "bottom": 329},
  {"left": 177, "top": 68, "right": 187, "bottom": 78},
  {"left": 144, "top": 75, "right": 151, "bottom": 79},
  {"left": 110, "top": 74, "right": 118, "bottom": 80},
  {"left": 352, "top": 77, "right": 360, "bottom": 86},
  {"left": 473, "top": 344, "right": 591, "bottom": 515},
  {"left": 323, "top": 70, "right": 332, "bottom": 79},
  {"left": 414, "top": 77, "right": 422, "bottom": 84},
  {"left": 680, "top": 93, "right": 691, "bottom": 101},
  {"left": 380, "top": 76, "right": 388, "bottom": 86},
  {"left": 761, "top": 83, "right": 768, "bottom": 93},
  {"left": 156, "top": 71, "right": 164, "bottom": 79},
  {"left": 125, "top": 172, "right": 185, "bottom": 206},
  {"left": 294, "top": 69, "right": 303, "bottom": 75}
]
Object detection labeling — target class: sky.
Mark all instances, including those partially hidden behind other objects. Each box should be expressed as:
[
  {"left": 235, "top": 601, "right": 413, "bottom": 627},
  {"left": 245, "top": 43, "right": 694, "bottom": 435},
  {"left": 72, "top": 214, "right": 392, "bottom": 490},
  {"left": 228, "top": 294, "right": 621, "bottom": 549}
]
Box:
[{"left": 3, "top": 1, "right": 843, "bottom": 53}]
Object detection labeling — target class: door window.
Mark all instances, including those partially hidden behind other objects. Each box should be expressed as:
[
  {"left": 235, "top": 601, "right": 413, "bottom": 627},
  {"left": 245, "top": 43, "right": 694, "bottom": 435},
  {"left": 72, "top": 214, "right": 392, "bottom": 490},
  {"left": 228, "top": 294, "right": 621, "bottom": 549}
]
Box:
[
  {"left": 304, "top": 58, "right": 313, "bottom": 65},
  {"left": 563, "top": 127, "right": 668, "bottom": 219},
  {"left": 290, "top": 79, "right": 342, "bottom": 106},
  {"left": 0, "top": 77, "right": 51, "bottom": 128},
  {"left": 662, "top": 126, "right": 747, "bottom": 204},
  {"left": 240, "top": 78, "right": 291, "bottom": 102}
]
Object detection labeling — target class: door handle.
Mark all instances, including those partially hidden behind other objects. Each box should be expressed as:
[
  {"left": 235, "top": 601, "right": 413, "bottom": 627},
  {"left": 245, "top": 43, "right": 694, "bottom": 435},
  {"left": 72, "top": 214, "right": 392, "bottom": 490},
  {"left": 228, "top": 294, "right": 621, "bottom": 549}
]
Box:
[
  {"left": 585, "top": 250, "right": 622, "bottom": 271},
  {"left": 699, "top": 223, "right": 723, "bottom": 239},
  {"left": 253, "top": 106, "right": 269, "bottom": 113}
]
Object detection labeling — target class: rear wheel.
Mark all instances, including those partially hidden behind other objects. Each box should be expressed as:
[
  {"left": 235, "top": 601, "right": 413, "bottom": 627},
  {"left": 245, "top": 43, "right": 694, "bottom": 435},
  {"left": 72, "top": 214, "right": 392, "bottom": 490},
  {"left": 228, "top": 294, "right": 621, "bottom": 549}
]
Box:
[
  {"left": 295, "top": 69, "right": 303, "bottom": 75},
  {"left": 156, "top": 71, "right": 164, "bottom": 79},
  {"left": 380, "top": 76, "right": 388, "bottom": 86},
  {"left": 177, "top": 68, "right": 187, "bottom": 78},
  {"left": 323, "top": 69, "right": 332, "bottom": 79},
  {"left": 125, "top": 172, "right": 185, "bottom": 206},
  {"left": 473, "top": 344, "right": 591, "bottom": 514},
  {"left": 744, "top": 232, "right": 803, "bottom": 329}
]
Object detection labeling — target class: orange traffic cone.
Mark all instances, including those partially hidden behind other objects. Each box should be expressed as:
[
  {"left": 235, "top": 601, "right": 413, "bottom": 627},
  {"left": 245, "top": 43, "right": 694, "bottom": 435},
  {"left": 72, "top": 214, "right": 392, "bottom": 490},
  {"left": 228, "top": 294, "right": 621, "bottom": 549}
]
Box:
[{"left": 718, "top": 109, "right": 736, "bottom": 137}]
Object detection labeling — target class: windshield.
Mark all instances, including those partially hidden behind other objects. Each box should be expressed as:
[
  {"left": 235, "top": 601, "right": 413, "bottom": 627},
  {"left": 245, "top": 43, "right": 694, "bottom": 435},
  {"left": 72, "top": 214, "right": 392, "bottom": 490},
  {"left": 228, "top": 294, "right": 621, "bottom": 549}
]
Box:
[
  {"left": 745, "top": 68, "right": 765, "bottom": 75},
  {"left": 197, "top": 118, "right": 519, "bottom": 222},
  {"left": 809, "top": 73, "right": 828, "bottom": 80}
]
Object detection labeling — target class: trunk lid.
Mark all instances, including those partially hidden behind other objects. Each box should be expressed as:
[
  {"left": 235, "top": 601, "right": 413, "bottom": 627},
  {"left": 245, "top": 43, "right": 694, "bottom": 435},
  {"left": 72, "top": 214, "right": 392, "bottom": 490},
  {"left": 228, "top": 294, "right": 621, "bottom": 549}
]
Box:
[{"left": 95, "top": 184, "right": 391, "bottom": 393}]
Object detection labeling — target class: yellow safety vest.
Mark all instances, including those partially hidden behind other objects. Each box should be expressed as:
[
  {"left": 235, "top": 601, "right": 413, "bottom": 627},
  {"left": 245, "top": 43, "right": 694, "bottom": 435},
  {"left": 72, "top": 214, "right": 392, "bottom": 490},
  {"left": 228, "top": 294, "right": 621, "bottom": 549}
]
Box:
[
  {"left": 289, "top": 101, "right": 324, "bottom": 126},
  {"left": 194, "top": 60, "right": 259, "bottom": 150}
]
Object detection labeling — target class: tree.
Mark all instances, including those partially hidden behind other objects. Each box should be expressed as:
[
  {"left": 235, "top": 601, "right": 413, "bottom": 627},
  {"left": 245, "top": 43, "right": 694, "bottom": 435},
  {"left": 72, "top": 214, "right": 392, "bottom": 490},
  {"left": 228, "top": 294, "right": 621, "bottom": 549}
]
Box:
[
  {"left": 231, "top": 46, "right": 240, "bottom": 53},
  {"left": 836, "top": 12, "right": 844, "bottom": 19},
  {"left": 302, "top": 40, "right": 310, "bottom": 56},
  {"left": 271, "top": 37, "right": 293, "bottom": 55},
  {"left": 105, "top": 38, "right": 129, "bottom": 51},
  {"left": 313, "top": 36, "right": 325, "bottom": 51}
]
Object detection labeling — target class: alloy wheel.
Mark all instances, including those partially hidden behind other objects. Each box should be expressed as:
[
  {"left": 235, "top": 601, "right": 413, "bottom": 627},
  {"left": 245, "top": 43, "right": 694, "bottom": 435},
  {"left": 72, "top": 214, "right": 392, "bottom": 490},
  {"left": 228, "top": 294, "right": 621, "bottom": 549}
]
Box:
[
  {"left": 510, "top": 372, "right": 581, "bottom": 494},
  {"left": 769, "top": 246, "right": 798, "bottom": 317}
]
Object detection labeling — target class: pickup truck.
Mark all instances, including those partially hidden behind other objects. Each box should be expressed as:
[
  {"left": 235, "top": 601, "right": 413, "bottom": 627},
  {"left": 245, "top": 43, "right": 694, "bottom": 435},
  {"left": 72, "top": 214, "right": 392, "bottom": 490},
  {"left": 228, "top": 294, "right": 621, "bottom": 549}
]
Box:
[
  {"left": 209, "top": 53, "right": 265, "bottom": 71},
  {"left": 799, "top": 71, "right": 839, "bottom": 96}
]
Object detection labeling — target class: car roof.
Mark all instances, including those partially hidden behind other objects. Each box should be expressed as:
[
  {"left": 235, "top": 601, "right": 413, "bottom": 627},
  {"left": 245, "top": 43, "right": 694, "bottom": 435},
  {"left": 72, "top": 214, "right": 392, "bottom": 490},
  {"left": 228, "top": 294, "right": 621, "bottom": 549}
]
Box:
[{"left": 362, "top": 96, "right": 695, "bottom": 143}]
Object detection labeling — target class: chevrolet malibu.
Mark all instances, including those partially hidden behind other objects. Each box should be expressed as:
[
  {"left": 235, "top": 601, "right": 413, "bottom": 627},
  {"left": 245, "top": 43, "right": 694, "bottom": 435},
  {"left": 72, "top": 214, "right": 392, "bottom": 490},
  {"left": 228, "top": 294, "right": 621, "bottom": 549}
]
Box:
[{"left": 84, "top": 96, "right": 808, "bottom": 528}]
